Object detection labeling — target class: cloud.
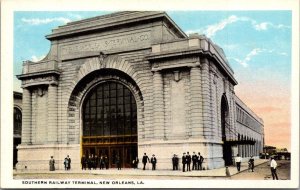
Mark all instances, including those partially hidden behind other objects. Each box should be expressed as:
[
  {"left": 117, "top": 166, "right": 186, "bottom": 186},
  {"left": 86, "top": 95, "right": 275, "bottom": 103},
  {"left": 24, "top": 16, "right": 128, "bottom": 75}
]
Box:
[
  {"left": 204, "top": 15, "right": 239, "bottom": 37},
  {"left": 229, "top": 57, "right": 248, "bottom": 67},
  {"left": 229, "top": 48, "right": 263, "bottom": 67},
  {"left": 253, "top": 22, "right": 290, "bottom": 31},
  {"left": 31, "top": 55, "right": 45, "bottom": 62},
  {"left": 253, "top": 22, "right": 269, "bottom": 31},
  {"left": 21, "top": 17, "right": 71, "bottom": 25},
  {"left": 185, "top": 15, "right": 290, "bottom": 38}
]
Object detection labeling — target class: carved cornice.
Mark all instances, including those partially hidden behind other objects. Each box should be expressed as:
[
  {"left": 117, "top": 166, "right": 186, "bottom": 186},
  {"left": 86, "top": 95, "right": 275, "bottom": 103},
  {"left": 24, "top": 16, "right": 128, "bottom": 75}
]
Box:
[{"left": 19, "top": 74, "right": 59, "bottom": 88}]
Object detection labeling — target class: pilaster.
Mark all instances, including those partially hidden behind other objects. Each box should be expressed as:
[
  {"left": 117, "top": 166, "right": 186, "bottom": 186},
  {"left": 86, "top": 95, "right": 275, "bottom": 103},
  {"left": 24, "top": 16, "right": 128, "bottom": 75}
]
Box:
[
  {"left": 211, "top": 71, "right": 218, "bottom": 141},
  {"left": 47, "top": 84, "right": 58, "bottom": 143},
  {"left": 201, "top": 58, "right": 211, "bottom": 139},
  {"left": 190, "top": 64, "right": 203, "bottom": 138},
  {"left": 21, "top": 88, "right": 32, "bottom": 144},
  {"left": 153, "top": 71, "right": 165, "bottom": 139}
]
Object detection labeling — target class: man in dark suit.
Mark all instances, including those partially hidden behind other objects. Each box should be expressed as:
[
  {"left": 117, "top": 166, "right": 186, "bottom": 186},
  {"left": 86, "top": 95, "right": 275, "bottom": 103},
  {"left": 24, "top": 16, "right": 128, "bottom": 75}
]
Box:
[
  {"left": 182, "top": 153, "right": 186, "bottom": 172},
  {"left": 192, "top": 152, "right": 197, "bottom": 170},
  {"left": 172, "top": 154, "right": 179, "bottom": 170},
  {"left": 81, "top": 155, "right": 87, "bottom": 170},
  {"left": 150, "top": 154, "right": 157, "bottom": 170},
  {"left": 66, "top": 155, "right": 71, "bottom": 170},
  {"left": 186, "top": 152, "right": 191, "bottom": 171},
  {"left": 197, "top": 152, "right": 204, "bottom": 170},
  {"left": 142, "top": 153, "right": 150, "bottom": 170}
]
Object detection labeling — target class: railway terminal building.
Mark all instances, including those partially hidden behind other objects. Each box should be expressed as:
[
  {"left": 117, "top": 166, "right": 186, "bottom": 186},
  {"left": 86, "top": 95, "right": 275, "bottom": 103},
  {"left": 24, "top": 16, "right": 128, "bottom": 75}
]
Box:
[{"left": 16, "top": 11, "right": 264, "bottom": 170}]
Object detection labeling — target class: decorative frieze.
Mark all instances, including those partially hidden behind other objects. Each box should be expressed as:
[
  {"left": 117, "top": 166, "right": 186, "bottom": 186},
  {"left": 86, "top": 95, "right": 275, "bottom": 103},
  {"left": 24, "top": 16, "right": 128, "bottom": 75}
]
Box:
[
  {"left": 60, "top": 31, "right": 151, "bottom": 57},
  {"left": 21, "top": 75, "right": 59, "bottom": 88}
]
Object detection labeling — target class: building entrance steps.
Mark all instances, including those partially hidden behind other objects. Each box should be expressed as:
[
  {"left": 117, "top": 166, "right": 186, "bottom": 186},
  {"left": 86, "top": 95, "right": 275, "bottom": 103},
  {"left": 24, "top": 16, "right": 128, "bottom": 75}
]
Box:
[{"left": 14, "top": 159, "right": 268, "bottom": 177}]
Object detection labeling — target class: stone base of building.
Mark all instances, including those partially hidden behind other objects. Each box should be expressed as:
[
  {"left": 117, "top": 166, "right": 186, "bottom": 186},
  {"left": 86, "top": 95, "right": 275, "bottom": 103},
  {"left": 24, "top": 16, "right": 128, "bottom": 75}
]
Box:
[
  {"left": 16, "top": 144, "right": 80, "bottom": 170},
  {"left": 16, "top": 140, "right": 229, "bottom": 171}
]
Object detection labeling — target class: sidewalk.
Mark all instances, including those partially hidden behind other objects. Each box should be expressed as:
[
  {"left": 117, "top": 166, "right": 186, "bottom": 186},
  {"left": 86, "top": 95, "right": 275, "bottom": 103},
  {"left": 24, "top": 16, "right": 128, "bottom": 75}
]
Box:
[{"left": 14, "top": 159, "right": 268, "bottom": 177}]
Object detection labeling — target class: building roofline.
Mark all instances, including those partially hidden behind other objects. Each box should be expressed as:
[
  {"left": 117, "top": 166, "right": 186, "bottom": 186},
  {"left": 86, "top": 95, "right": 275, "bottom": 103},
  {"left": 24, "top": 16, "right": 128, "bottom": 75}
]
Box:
[
  {"left": 46, "top": 11, "right": 187, "bottom": 40},
  {"left": 234, "top": 94, "right": 264, "bottom": 125}
]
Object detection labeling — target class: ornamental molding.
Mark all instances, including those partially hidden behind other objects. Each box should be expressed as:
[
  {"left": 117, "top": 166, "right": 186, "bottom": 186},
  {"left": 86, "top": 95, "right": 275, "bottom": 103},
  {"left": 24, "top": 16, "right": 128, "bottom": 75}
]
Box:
[{"left": 21, "top": 75, "right": 59, "bottom": 88}]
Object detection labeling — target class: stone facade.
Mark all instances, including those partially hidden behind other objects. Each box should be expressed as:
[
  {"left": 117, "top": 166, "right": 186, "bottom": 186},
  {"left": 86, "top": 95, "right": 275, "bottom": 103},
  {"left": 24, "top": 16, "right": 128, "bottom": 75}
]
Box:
[{"left": 16, "top": 11, "right": 264, "bottom": 170}]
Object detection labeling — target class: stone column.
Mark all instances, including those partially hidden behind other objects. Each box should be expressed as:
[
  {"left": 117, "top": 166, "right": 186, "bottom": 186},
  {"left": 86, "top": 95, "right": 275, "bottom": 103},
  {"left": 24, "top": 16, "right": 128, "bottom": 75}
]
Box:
[
  {"left": 21, "top": 88, "right": 32, "bottom": 144},
  {"left": 47, "top": 84, "right": 58, "bottom": 143},
  {"left": 201, "top": 58, "right": 211, "bottom": 139},
  {"left": 153, "top": 71, "right": 164, "bottom": 139},
  {"left": 190, "top": 64, "right": 203, "bottom": 138}
]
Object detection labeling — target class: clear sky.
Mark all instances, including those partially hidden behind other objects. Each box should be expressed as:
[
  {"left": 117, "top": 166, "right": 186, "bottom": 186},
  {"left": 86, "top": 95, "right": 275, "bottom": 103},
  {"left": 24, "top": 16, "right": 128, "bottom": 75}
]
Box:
[{"left": 13, "top": 11, "right": 291, "bottom": 150}]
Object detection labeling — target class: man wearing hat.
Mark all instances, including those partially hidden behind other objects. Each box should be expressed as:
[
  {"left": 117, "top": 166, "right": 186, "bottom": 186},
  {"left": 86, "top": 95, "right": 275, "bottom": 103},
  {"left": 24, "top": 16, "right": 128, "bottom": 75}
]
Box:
[
  {"left": 142, "top": 153, "right": 150, "bottom": 170},
  {"left": 182, "top": 153, "right": 187, "bottom": 172},
  {"left": 151, "top": 154, "right": 157, "bottom": 170},
  {"left": 172, "top": 154, "right": 179, "bottom": 170},
  {"left": 186, "top": 152, "right": 191, "bottom": 171},
  {"left": 192, "top": 152, "right": 197, "bottom": 170}
]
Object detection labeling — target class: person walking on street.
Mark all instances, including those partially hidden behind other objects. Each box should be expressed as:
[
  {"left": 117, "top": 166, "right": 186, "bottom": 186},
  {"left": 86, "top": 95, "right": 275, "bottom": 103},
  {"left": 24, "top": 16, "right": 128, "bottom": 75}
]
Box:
[
  {"left": 151, "top": 154, "right": 157, "bottom": 170},
  {"left": 49, "top": 156, "right": 55, "bottom": 171},
  {"left": 235, "top": 154, "right": 242, "bottom": 172},
  {"left": 142, "top": 153, "right": 150, "bottom": 170},
  {"left": 192, "top": 152, "right": 197, "bottom": 170},
  {"left": 182, "top": 153, "right": 186, "bottom": 172},
  {"left": 270, "top": 157, "right": 279, "bottom": 180},
  {"left": 248, "top": 156, "right": 254, "bottom": 172},
  {"left": 186, "top": 152, "right": 191, "bottom": 171},
  {"left": 197, "top": 152, "right": 204, "bottom": 170}
]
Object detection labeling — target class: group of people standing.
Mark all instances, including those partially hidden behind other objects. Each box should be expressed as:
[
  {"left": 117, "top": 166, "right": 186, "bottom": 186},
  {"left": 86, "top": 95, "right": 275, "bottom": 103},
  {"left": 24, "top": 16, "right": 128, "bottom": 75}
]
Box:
[
  {"left": 49, "top": 155, "right": 71, "bottom": 171},
  {"left": 181, "top": 152, "right": 204, "bottom": 172},
  {"left": 140, "top": 152, "right": 204, "bottom": 172},
  {"left": 142, "top": 153, "right": 157, "bottom": 170},
  {"left": 64, "top": 155, "right": 71, "bottom": 170},
  {"left": 81, "top": 154, "right": 109, "bottom": 170}
]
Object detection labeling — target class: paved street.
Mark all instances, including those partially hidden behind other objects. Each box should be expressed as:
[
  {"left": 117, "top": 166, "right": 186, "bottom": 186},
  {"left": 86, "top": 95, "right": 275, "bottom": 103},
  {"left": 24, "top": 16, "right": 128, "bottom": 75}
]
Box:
[
  {"left": 13, "top": 159, "right": 290, "bottom": 180},
  {"left": 230, "top": 160, "right": 290, "bottom": 180}
]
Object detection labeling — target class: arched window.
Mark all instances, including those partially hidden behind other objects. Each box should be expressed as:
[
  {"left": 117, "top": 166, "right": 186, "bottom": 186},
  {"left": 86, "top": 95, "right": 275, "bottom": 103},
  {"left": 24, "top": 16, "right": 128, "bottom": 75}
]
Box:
[
  {"left": 82, "top": 81, "right": 137, "bottom": 137},
  {"left": 81, "top": 81, "right": 138, "bottom": 168},
  {"left": 14, "top": 107, "right": 22, "bottom": 136}
]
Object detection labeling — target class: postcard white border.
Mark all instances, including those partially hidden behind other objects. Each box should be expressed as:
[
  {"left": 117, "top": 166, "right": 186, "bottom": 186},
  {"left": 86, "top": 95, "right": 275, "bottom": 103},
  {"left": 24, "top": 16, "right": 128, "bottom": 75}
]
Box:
[{"left": 1, "top": 0, "right": 299, "bottom": 188}]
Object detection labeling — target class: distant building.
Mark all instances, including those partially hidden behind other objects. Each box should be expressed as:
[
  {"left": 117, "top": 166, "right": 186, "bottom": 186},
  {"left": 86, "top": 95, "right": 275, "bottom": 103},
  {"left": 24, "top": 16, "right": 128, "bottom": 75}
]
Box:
[
  {"left": 16, "top": 11, "right": 264, "bottom": 170},
  {"left": 13, "top": 91, "right": 22, "bottom": 168}
]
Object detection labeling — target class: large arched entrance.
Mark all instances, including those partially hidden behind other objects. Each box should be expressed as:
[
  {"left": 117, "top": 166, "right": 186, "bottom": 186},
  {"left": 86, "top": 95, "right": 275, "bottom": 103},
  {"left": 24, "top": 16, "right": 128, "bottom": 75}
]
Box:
[
  {"left": 81, "top": 81, "right": 137, "bottom": 168},
  {"left": 221, "top": 94, "right": 233, "bottom": 166}
]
